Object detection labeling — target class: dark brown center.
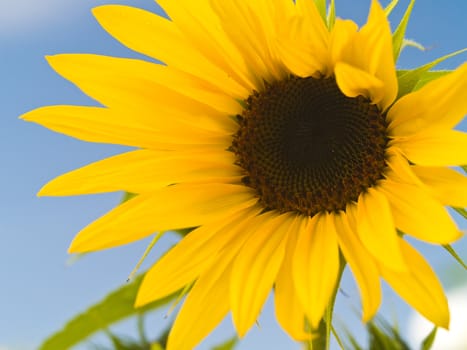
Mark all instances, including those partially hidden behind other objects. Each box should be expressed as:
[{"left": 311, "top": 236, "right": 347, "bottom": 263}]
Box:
[{"left": 231, "top": 75, "right": 388, "bottom": 216}]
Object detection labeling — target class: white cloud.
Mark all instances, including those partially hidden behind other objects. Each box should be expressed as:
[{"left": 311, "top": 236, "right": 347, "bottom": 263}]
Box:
[
  {"left": 0, "top": 0, "right": 79, "bottom": 37},
  {"left": 408, "top": 284, "right": 467, "bottom": 349}
]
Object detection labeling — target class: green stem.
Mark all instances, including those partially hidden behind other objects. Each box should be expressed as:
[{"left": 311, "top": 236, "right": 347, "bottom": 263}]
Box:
[{"left": 310, "top": 255, "right": 347, "bottom": 350}]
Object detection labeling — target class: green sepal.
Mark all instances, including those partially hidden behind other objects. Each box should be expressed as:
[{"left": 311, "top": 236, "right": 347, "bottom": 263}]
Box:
[
  {"left": 212, "top": 336, "right": 238, "bottom": 350},
  {"left": 442, "top": 243, "right": 467, "bottom": 270},
  {"left": 327, "top": 0, "right": 336, "bottom": 30},
  {"left": 313, "top": 0, "right": 327, "bottom": 24},
  {"left": 122, "top": 192, "right": 137, "bottom": 203},
  {"left": 392, "top": 0, "right": 416, "bottom": 61},
  {"left": 420, "top": 327, "right": 437, "bottom": 350},
  {"left": 39, "top": 274, "right": 177, "bottom": 350},
  {"left": 384, "top": 0, "right": 399, "bottom": 16},
  {"left": 401, "top": 38, "right": 426, "bottom": 53},
  {"left": 396, "top": 48, "right": 467, "bottom": 98}
]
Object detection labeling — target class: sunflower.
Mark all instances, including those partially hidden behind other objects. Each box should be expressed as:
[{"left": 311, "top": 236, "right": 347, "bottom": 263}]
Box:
[{"left": 23, "top": 0, "right": 467, "bottom": 348}]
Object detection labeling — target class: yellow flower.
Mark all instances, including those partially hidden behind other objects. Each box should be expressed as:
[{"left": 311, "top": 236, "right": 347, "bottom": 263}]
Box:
[{"left": 23, "top": 0, "right": 467, "bottom": 348}]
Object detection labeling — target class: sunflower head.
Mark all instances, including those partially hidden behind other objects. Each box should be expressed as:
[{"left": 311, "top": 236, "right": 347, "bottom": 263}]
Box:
[{"left": 22, "top": 0, "right": 467, "bottom": 348}]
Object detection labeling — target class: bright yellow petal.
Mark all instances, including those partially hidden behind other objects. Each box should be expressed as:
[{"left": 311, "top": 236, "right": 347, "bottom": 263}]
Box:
[
  {"left": 357, "top": 0, "right": 397, "bottom": 110},
  {"left": 378, "top": 239, "right": 450, "bottom": 328},
  {"left": 380, "top": 180, "right": 462, "bottom": 244},
  {"left": 154, "top": 0, "right": 258, "bottom": 92},
  {"left": 209, "top": 0, "right": 285, "bottom": 85},
  {"left": 334, "top": 62, "right": 384, "bottom": 102},
  {"left": 357, "top": 188, "right": 406, "bottom": 271},
  {"left": 21, "top": 106, "right": 231, "bottom": 149},
  {"left": 392, "top": 130, "right": 467, "bottom": 167},
  {"left": 412, "top": 166, "right": 467, "bottom": 207},
  {"left": 334, "top": 209, "right": 381, "bottom": 322},
  {"left": 92, "top": 5, "right": 249, "bottom": 98},
  {"left": 388, "top": 63, "right": 467, "bottom": 135},
  {"left": 230, "top": 212, "right": 294, "bottom": 337},
  {"left": 293, "top": 213, "right": 340, "bottom": 328},
  {"left": 136, "top": 205, "right": 262, "bottom": 306},
  {"left": 69, "top": 184, "right": 257, "bottom": 252},
  {"left": 166, "top": 255, "right": 233, "bottom": 350},
  {"left": 45, "top": 54, "right": 241, "bottom": 118},
  {"left": 274, "top": 217, "right": 310, "bottom": 341},
  {"left": 329, "top": 19, "right": 358, "bottom": 67},
  {"left": 331, "top": 0, "right": 397, "bottom": 110},
  {"left": 38, "top": 149, "right": 241, "bottom": 196}
]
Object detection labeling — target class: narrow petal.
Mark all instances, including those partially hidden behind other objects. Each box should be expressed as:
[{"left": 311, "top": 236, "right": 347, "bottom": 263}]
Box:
[
  {"left": 38, "top": 149, "right": 242, "bottom": 196},
  {"left": 69, "top": 184, "right": 257, "bottom": 252},
  {"left": 154, "top": 0, "right": 257, "bottom": 92},
  {"left": 136, "top": 205, "right": 262, "bottom": 305},
  {"left": 166, "top": 255, "right": 233, "bottom": 350},
  {"left": 230, "top": 212, "right": 294, "bottom": 337},
  {"left": 357, "top": 188, "right": 406, "bottom": 271},
  {"left": 21, "top": 105, "right": 231, "bottom": 149},
  {"left": 413, "top": 166, "right": 467, "bottom": 207},
  {"left": 380, "top": 180, "right": 462, "bottom": 244},
  {"left": 45, "top": 54, "right": 241, "bottom": 118},
  {"left": 334, "top": 210, "right": 381, "bottom": 322},
  {"left": 388, "top": 63, "right": 467, "bottom": 135},
  {"left": 293, "top": 213, "right": 340, "bottom": 328},
  {"left": 334, "top": 62, "right": 384, "bottom": 102},
  {"left": 92, "top": 5, "right": 249, "bottom": 98},
  {"left": 275, "top": 217, "right": 311, "bottom": 341},
  {"left": 392, "top": 130, "right": 467, "bottom": 167},
  {"left": 378, "top": 239, "right": 450, "bottom": 328},
  {"left": 210, "top": 0, "right": 284, "bottom": 85}
]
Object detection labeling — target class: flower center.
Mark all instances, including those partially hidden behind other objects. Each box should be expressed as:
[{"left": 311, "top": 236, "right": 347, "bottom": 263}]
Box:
[{"left": 232, "top": 76, "right": 388, "bottom": 216}]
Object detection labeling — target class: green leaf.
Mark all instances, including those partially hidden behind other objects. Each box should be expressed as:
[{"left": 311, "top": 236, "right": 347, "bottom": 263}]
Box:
[
  {"left": 212, "top": 336, "right": 238, "bottom": 350},
  {"left": 313, "top": 0, "right": 327, "bottom": 23},
  {"left": 392, "top": 0, "right": 416, "bottom": 61},
  {"left": 420, "top": 327, "right": 437, "bottom": 350},
  {"left": 367, "top": 318, "right": 410, "bottom": 350},
  {"left": 443, "top": 244, "right": 467, "bottom": 270},
  {"left": 396, "top": 48, "right": 467, "bottom": 98},
  {"left": 461, "top": 165, "right": 467, "bottom": 174},
  {"left": 39, "top": 274, "right": 177, "bottom": 350}
]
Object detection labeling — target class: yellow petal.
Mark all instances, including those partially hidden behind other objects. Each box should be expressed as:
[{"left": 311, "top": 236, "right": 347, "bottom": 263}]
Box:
[
  {"left": 38, "top": 149, "right": 241, "bottom": 196},
  {"left": 357, "top": 0, "right": 397, "bottom": 110},
  {"left": 388, "top": 63, "right": 467, "bottom": 135},
  {"left": 334, "top": 210, "right": 381, "bottom": 322},
  {"left": 378, "top": 239, "right": 450, "bottom": 328},
  {"left": 380, "top": 180, "right": 462, "bottom": 244},
  {"left": 166, "top": 254, "right": 233, "bottom": 350},
  {"left": 392, "top": 130, "right": 467, "bottom": 167},
  {"left": 357, "top": 188, "right": 406, "bottom": 271},
  {"left": 412, "top": 166, "right": 467, "bottom": 207},
  {"left": 209, "top": 0, "right": 284, "bottom": 85},
  {"left": 69, "top": 184, "right": 257, "bottom": 252},
  {"left": 45, "top": 54, "right": 241, "bottom": 118},
  {"left": 274, "top": 217, "right": 310, "bottom": 341},
  {"left": 230, "top": 212, "right": 294, "bottom": 337},
  {"left": 154, "top": 0, "right": 257, "bottom": 92},
  {"left": 136, "top": 205, "right": 262, "bottom": 305},
  {"left": 329, "top": 19, "right": 358, "bottom": 67},
  {"left": 293, "top": 213, "right": 340, "bottom": 328},
  {"left": 21, "top": 106, "right": 231, "bottom": 149},
  {"left": 335, "top": 62, "right": 384, "bottom": 102},
  {"left": 92, "top": 5, "right": 248, "bottom": 98}
]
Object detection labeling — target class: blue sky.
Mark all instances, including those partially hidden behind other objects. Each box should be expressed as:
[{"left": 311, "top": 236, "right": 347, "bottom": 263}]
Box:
[{"left": 1, "top": 0, "right": 466, "bottom": 349}]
